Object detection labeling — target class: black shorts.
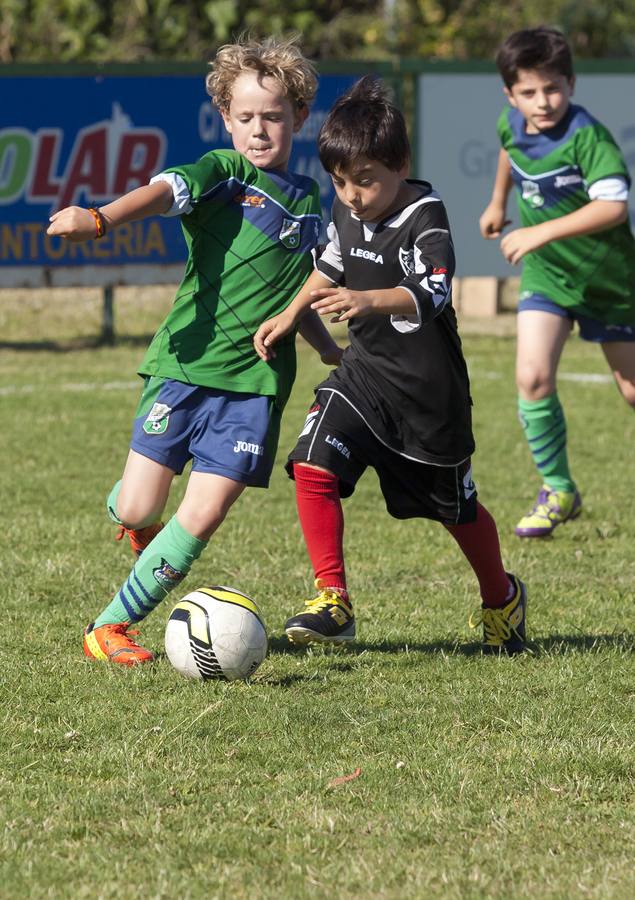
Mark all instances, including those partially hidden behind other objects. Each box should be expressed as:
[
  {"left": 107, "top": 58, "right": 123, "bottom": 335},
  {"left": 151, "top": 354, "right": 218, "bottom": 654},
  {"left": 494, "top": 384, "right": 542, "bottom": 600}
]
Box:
[{"left": 286, "top": 389, "right": 478, "bottom": 524}]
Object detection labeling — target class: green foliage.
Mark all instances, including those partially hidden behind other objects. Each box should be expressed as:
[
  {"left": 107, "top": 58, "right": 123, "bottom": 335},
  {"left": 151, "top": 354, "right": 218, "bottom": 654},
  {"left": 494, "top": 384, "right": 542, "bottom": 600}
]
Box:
[{"left": 1, "top": 0, "right": 634, "bottom": 62}]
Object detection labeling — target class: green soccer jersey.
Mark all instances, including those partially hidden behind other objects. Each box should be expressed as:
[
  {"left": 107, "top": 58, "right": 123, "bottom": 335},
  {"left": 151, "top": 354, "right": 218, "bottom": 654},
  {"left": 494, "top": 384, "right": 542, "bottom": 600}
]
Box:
[
  {"left": 140, "top": 149, "right": 322, "bottom": 407},
  {"left": 498, "top": 104, "right": 635, "bottom": 325}
]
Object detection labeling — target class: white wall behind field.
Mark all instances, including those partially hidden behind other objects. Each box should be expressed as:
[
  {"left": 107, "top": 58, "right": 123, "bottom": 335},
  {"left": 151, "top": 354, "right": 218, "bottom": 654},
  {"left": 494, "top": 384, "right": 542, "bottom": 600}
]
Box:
[{"left": 417, "top": 74, "right": 635, "bottom": 277}]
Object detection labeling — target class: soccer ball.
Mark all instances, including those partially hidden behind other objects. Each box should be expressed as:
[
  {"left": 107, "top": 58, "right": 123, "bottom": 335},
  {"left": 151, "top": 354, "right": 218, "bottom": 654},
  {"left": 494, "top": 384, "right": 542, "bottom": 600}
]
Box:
[{"left": 165, "top": 586, "right": 268, "bottom": 681}]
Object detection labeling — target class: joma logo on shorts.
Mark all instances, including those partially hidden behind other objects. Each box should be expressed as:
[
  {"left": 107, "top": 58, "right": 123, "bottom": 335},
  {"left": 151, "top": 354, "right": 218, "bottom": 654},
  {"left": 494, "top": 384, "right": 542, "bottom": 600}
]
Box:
[
  {"left": 325, "top": 434, "right": 350, "bottom": 459},
  {"left": 233, "top": 440, "right": 264, "bottom": 456}
]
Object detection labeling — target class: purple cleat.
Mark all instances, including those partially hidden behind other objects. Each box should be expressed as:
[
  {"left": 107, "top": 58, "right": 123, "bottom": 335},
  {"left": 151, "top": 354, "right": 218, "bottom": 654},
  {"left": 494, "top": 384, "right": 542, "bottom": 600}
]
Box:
[{"left": 515, "top": 485, "right": 582, "bottom": 538}]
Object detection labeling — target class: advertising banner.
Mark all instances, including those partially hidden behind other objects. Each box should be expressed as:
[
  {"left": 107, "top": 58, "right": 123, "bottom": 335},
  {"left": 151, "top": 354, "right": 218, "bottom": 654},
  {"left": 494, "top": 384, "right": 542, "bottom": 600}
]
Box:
[
  {"left": 0, "top": 73, "right": 357, "bottom": 286},
  {"left": 417, "top": 73, "right": 635, "bottom": 277}
]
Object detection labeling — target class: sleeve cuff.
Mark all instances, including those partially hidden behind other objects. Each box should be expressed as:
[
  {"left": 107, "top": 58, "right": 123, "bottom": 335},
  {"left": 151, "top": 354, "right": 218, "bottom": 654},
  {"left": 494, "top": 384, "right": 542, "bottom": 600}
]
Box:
[
  {"left": 390, "top": 288, "right": 422, "bottom": 333},
  {"left": 149, "top": 172, "right": 193, "bottom": 216},
  {"left": 587, "top": 176, "right": 629, "bottom": 202}
]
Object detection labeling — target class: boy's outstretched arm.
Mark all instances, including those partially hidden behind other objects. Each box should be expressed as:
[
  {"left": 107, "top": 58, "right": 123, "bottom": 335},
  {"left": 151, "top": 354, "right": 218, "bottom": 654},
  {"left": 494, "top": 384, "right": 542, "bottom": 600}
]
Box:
[
  {"left": 500, "top": 199, "right": 629, "bottom": 265},
  {"left": 479, "top": 148, "right": 513, "bottom": 238},
  {"left": 297, "top": 310, "right": 344, "bottom": 366},
  {"left": 309, "top": 286, "right": 416, "bottom": 323},
  {"left": 254, "top": 270, "right": 333, "bottom": 361},
  {"left": 47, "top": 182, "right": 174, "bottom": 242}
]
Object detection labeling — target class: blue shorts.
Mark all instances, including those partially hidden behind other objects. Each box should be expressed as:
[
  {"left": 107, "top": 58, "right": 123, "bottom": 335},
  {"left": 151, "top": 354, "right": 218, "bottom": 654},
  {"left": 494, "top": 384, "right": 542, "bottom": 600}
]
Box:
[
  {"left": 518, "top": 294, "right": 635, "bottom": 343},
  {"left": 130, "top": 377, "right": 281, "bottom": 487}
]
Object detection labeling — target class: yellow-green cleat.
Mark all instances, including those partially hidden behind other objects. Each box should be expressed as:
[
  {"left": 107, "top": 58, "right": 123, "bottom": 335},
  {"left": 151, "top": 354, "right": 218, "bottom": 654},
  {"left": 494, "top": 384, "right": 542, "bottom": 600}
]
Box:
[
  {"left": 469, "top": 574, "right": 527, "bottom": 654},
  {"left": 515, "top": 485, "right": 582, "bottom": 538}
]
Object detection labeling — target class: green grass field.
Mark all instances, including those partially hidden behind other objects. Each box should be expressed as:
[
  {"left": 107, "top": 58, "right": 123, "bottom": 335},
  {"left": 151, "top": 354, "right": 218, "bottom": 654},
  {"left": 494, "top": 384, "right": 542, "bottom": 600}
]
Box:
[{"left": 2, "top": 290, "right": 634, "bottom": 898}]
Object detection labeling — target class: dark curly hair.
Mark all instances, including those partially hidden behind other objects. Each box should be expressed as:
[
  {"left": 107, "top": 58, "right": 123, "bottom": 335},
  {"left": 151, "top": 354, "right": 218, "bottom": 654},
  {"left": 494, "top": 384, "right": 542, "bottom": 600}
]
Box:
[{"left": 318, "top": 75, "right": 410, "bottom": 175}]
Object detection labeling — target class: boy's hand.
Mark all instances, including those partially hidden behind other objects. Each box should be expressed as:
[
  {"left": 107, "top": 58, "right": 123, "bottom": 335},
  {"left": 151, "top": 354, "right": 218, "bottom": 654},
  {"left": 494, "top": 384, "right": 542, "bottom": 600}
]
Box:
[
  {"left": 500, "top": 225, "right": 550, "bottom": 265},
  {"left": 479, "top": 203, "right": 511, "bottom": 239},
  {"left": 310, "top": 287, "right": 374, "bottom": 323},
  {"left": 253, "top": 312, "right": 294, "bottom": 361},
  {"left": 47, "top": 207, "right": 102, "bottom": 242}
]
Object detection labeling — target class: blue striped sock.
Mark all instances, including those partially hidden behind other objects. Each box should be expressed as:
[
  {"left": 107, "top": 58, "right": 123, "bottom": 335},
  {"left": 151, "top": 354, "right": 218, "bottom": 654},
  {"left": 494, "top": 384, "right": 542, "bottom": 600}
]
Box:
[{"left": 94, "top": 515, "right": 207, "bottom": 626}]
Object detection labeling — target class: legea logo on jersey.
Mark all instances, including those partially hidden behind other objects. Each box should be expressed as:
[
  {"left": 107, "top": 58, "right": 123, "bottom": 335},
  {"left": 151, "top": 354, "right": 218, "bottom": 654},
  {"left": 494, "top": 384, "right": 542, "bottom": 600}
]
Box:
[
  {"left": 233, "top": 440, "right": 264, "bottom": 456},
  {"left": 521, "top": 180, "right": 545, "bottom": 208},
  {"left": 143, "top": 402, "right": 172, "bottom": 435},
  {"left": 350, "top": 247, "right": 384, "bottom": 264},
  {"left": 279, "top": 218, "right": 301, "bottom": 248}
]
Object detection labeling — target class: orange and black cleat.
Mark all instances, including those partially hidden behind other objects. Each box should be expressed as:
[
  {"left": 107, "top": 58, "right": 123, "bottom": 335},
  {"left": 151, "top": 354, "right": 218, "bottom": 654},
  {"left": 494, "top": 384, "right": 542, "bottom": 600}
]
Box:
[
  {"left": 83, "top": 622, "right": 154, "bottom": 666},
  {"left": 115, "top": 522, "right": 164, "bottom": 557}
]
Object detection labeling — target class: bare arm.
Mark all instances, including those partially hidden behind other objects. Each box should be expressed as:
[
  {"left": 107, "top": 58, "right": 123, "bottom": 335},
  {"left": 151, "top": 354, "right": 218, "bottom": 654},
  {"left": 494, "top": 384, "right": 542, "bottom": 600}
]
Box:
[
  {"left": 500, "top": 199, "right": 629, "bottom": 265},
  {"left": 479, "top": 148, "right": 513, "bottom": 239},
  {"left": 47, "top": 181, "right": 174, "bottom": 242},
  {"left": 254, "top": 269, "right": 333, "bottom": 361},
  {"left": 297, "top": 310, "right": 344, "bottom": 366},
  {"left": 309, "top": 286, "right": 417, "bottom": 323}
]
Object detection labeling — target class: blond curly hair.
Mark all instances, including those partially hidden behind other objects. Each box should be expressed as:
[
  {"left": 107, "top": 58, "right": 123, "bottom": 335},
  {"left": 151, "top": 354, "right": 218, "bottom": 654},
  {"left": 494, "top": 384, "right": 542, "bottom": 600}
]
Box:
[{"left": 206, "top": 35, "right": 318, "bottom": 112}]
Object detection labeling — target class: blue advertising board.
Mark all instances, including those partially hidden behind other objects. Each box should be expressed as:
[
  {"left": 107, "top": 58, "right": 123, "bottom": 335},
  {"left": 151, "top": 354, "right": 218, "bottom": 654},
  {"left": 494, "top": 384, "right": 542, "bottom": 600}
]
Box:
[{"left": 0, "top": 73, "right": 357, "bottom": 285}]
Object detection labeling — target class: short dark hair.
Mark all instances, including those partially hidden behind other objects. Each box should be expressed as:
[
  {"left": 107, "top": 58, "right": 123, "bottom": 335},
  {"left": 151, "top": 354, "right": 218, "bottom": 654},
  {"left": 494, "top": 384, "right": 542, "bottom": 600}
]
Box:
[
  {"left": 317, "top": 75, "right": 410, "bottom": 175},
  {"left": 496, "top": 27, "right": 573, "bottom": 89}
]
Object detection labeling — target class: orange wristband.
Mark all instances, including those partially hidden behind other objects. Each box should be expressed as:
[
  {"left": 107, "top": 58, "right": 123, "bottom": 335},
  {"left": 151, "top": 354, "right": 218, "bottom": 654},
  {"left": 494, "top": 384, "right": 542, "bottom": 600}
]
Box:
[{"left": 87, "top": 207, "right": 106, "bottom": 239}]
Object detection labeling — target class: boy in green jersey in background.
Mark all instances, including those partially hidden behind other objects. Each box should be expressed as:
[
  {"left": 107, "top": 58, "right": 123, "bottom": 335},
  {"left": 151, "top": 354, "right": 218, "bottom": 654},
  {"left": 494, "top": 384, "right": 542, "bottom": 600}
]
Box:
[
  {"left": 47, "top": 35, "right": 341, "bottom": 664},
  {"left": 480, "top": 27, "right": 635, "bottom": 537}
]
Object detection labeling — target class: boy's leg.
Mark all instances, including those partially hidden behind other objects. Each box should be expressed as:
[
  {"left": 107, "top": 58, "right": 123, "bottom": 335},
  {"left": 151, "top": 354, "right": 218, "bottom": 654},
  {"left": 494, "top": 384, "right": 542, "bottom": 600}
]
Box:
[
  {"left": 444, "top": 502, "right": 527, "bottom": 654},
  {"left": 294, "top": 462, "right": 347, "bottom": 593},
  {"left": 601, "top": 341, "right": 635, "bottom": 409},
  {"left": 284, "top": 462, "right": 354, "bottom": 645},
  {"left": 108, "top": 450, "right": 174, "bottom": 556},
  {"left": 515, "top": 309, "right": 581, "bottom": 536},
  {"left": 282, "top": 390, "right": 367, "bottom": 645},
  {"left": 85, "top": 473, "right": 245, "bottom": 665}
]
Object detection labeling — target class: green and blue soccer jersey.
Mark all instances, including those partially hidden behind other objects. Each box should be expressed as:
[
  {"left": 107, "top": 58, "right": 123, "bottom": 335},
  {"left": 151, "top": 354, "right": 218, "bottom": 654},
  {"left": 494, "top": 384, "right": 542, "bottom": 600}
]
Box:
[
  {"left": 498, "top": 104, "right": 635, "bottom": 325},
  {"left": 140, "top": 149, "right": 322, "bottom": 407}
]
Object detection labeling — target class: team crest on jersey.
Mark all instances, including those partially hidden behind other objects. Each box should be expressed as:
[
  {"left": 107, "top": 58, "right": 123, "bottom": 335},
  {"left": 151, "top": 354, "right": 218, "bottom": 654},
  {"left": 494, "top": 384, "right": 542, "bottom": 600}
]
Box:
[
  {"left": 279, "top": 218, "right": 301, "bottom": 248},
  {"left": 153, "top": 559, "right": 185, "bottom": 588},
  {"left": 521, "top": 180, "right": 545, "bottom": 208},
  {"left": 143, "top": 402, "right": 171, "bottom": 435},
  {"left": 398, "top": 247, "right": 415, "bottom": 276}
]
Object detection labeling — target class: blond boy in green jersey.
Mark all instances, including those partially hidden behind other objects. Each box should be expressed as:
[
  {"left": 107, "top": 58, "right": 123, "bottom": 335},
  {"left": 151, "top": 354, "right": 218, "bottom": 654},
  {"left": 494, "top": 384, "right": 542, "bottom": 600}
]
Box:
[{"left": 47, "top": 36, "right": 341, "bottom": 664}]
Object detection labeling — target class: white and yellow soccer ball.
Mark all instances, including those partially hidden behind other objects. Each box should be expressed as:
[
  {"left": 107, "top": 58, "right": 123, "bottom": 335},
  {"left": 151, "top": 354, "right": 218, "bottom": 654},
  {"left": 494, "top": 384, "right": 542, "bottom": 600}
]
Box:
[{"left": 165, "top": 586, "right": 268, "bottom": 681}]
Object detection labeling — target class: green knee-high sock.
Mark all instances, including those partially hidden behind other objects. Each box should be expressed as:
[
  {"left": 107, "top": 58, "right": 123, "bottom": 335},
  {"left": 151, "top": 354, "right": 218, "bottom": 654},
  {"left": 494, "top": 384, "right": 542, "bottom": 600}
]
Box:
[
  {"left": 94, "top": 515, "right": 207, "bottom": 626},
  {"left": 518, "top": 393, "right": 575, "bottom": 493},
  {"left": 106, "top": 480, "right": 157, "bottom": 529}
]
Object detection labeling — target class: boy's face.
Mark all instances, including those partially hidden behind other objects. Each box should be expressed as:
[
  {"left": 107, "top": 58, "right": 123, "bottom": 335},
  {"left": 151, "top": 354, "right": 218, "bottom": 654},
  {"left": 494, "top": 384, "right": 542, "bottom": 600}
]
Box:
[
  {"left": 330, "top": 156, "right": 409, "bottom": 223},
  {"left": 221, "top": 71, "right": 307, "bottom": 171},
  {"left": 505, "top": 68, "right": 575, "bottom": 134}
]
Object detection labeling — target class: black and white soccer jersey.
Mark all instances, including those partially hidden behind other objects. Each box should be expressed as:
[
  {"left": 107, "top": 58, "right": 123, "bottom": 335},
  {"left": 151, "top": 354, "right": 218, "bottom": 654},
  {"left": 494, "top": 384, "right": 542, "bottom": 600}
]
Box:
[{"left": 315, "top": 180, "right": 474, "bottom": 466}]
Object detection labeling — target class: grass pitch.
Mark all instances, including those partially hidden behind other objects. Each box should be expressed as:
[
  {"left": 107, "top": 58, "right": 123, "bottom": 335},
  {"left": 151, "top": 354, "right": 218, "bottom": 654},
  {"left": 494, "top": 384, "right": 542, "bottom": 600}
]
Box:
[{"left": 1, "top": 290, "right": 634, "bottom": 898}]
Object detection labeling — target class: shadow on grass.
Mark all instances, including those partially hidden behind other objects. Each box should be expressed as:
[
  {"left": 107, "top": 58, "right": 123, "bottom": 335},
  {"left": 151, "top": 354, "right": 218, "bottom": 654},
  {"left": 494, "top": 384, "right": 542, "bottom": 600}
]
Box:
[
  {"left": 0, "top": 334, "right": 154, "bottom": 352},
  {"left": 267, "top": 632, "right": 633, "bottom": 659}
]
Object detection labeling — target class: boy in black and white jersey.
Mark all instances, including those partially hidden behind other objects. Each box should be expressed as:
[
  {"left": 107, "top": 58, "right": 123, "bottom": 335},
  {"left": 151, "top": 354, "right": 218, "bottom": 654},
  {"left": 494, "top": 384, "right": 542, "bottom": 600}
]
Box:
[{"left": 255, "top": 77, "right": 527, "bottom": 654}]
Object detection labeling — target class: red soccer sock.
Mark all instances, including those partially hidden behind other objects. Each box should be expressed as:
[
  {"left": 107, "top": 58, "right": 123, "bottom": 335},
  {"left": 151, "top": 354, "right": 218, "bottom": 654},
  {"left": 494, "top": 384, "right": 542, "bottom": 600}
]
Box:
[
  {"left": 443, "top": 502, "right": 511, "bottom": 607},
  {"left": 293, "top": 462, "right": 347, "bottom": 595}
]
